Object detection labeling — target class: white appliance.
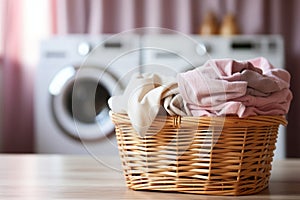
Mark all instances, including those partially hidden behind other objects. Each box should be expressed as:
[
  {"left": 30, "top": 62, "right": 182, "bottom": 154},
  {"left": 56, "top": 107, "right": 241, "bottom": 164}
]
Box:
[
  {"left": 142, "top": 34, "right": 285, "bottom": 159},
  {"left": 35, "top": 34, "right": 140, "bottom": 156},
  {"left": 142, "top": 34, "right": 205, "bottom": 76}
]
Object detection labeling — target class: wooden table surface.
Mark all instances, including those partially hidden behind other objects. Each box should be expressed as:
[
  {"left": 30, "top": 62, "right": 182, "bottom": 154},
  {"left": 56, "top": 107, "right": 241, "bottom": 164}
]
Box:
[{"left": 0, "top": 154, "right": 299, "bottom": 200}]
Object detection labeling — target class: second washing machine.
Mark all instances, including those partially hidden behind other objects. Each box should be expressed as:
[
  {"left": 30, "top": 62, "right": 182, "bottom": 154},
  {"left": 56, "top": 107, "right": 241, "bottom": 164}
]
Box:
[{"left": 142, "top": 34, "right": 286, "bottom": 159}]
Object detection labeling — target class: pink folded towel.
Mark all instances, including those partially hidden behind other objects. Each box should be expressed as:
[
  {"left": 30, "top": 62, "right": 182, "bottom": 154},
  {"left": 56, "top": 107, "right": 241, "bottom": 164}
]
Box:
[
  {"left": 177, "top": 57, "right": 292, "bottom": 117},
  {"left": 236, "top": 88, "right": 292, "bottom": 116}
]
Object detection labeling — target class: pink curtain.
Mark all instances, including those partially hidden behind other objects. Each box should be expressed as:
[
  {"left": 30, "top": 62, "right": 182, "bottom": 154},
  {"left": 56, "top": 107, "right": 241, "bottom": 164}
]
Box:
[
  {"left": 1, "top": 0, "right": 300, "bottom": 157},
  {"left": 0, "top": 1, "right": 33, "bottom": 152},
  {"left": 52, "top": 0, "right": 294, "bottom": 35},
  {"left": 0, "top": 0, "right": 52, "bottom": 152}
]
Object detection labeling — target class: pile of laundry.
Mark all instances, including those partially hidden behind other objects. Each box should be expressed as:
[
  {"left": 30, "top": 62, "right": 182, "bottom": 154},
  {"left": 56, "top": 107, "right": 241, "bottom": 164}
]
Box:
[{"left": 108, "top": 57, "right": 292, "bottom": 136}]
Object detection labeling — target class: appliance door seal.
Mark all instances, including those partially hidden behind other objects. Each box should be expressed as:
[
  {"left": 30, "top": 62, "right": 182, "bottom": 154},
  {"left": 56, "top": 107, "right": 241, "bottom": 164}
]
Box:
[{"left": 49, "top": 65, "right": 121, "bottom": 142}]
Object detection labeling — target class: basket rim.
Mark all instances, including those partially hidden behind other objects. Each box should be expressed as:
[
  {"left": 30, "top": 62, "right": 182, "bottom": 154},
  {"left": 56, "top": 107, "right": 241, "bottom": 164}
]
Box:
[{"left": 110, "top": 111, "right": 288, "bottom": 127}]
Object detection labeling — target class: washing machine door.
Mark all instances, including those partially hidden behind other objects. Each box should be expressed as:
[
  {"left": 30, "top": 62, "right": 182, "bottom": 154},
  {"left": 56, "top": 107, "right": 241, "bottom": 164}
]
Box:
[{"left": 49, "top": 65, "right": 121, "bottom": 141}]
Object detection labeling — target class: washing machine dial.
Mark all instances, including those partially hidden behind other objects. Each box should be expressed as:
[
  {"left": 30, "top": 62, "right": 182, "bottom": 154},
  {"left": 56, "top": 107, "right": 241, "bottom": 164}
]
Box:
[{"left": 78, "top": 42, "right": 92, "bottom": 56}]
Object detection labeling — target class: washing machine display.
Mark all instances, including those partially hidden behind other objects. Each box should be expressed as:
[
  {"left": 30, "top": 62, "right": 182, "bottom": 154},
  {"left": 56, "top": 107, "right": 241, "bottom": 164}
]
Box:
[
  {"left": 35, "top": 34, "right": 140, "bottom": 154},
  {"left": 142, "top": 34, "right": 284, "bottom": 75}
]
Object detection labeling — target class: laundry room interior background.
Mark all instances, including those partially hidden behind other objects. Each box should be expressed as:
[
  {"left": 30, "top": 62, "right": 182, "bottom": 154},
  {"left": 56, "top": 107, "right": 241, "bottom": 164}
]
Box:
[{"left": 0, "top": 0, "right": 299, "bottom": 157}]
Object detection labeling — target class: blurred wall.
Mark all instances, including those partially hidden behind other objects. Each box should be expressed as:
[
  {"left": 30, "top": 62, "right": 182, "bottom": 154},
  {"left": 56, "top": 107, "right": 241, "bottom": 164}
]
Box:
[{"left": 0, "top": 64, "right": 2, "bottom": 151}]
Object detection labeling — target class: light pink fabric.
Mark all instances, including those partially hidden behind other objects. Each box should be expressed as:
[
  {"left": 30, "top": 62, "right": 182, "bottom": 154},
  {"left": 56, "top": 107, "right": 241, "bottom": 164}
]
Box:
[
  {"left": 177, "top": 59, "right": 257, "bottom": 107},
  {"left": 177, "top": 59, "right": 265, "bottom": 107},
  {"left": 188, "top": 101, "right": 246, "bottom": 117},
  {"left": 235, "top": 88, "right": 292, "bottom": 116},
  {"left": 248, "top": 57, "right": 291, "bottom": 90},
  {"left": 178, "top": 57, "right": 292, "bottom": 117}
]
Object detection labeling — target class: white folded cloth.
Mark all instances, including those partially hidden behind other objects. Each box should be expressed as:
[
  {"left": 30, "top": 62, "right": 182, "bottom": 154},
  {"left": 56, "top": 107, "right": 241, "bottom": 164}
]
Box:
[{"left": 108, "top": 73, "right": 191, "bottom": 136}]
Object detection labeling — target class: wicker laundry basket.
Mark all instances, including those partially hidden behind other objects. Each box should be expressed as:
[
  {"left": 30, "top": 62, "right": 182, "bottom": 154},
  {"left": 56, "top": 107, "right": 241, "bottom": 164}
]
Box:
[{"left": 110, "top": 112, "right": 287, "bottom": 196}]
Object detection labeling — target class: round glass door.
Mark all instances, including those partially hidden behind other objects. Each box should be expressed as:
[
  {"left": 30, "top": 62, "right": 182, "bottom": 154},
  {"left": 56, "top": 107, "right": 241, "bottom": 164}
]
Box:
[{"left": 49, "top": 66, "right": 121, "bottom": 141}]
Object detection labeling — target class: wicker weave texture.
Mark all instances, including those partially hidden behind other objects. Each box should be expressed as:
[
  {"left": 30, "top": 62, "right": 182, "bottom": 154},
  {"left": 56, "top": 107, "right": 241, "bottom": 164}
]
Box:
[{"left": 110, "top": 112, "right": 287, "bottom": 196}]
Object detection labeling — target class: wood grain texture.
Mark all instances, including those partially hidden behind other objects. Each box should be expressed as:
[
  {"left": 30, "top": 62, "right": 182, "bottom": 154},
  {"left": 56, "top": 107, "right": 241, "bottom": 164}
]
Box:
[{"left": 0, "top": 155, "right": 300, "bottom": 199}]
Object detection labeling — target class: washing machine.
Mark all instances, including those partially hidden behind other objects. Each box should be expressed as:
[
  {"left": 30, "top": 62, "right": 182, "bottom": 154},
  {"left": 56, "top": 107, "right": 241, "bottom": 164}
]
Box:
[
  {"left": 35, "top": 34, "right": 140, "bottom": 156},
  {"left": 142, "top": 34, "right": 286, "bottom": 159},
  {"left": 141, "top": 34, "right": 206, "bottom": 76}
]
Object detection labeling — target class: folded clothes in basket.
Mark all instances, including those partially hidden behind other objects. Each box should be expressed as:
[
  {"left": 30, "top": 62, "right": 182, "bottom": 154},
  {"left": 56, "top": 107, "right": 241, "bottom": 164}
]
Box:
[
  {"left": 177, "top": 57, "right": 292, "bottom": 117},
  {"left": 108, "top": 73, "right": 191, "bottom": 136},
  {"left": 108, "top": 57, "right": 292, "bottom": 135}
]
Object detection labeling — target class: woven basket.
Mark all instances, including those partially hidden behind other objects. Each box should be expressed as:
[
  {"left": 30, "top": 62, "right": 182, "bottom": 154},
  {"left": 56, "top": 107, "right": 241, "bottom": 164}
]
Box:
[{"left": 110, "top": 112, "right": 287, "bottom": 196}]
